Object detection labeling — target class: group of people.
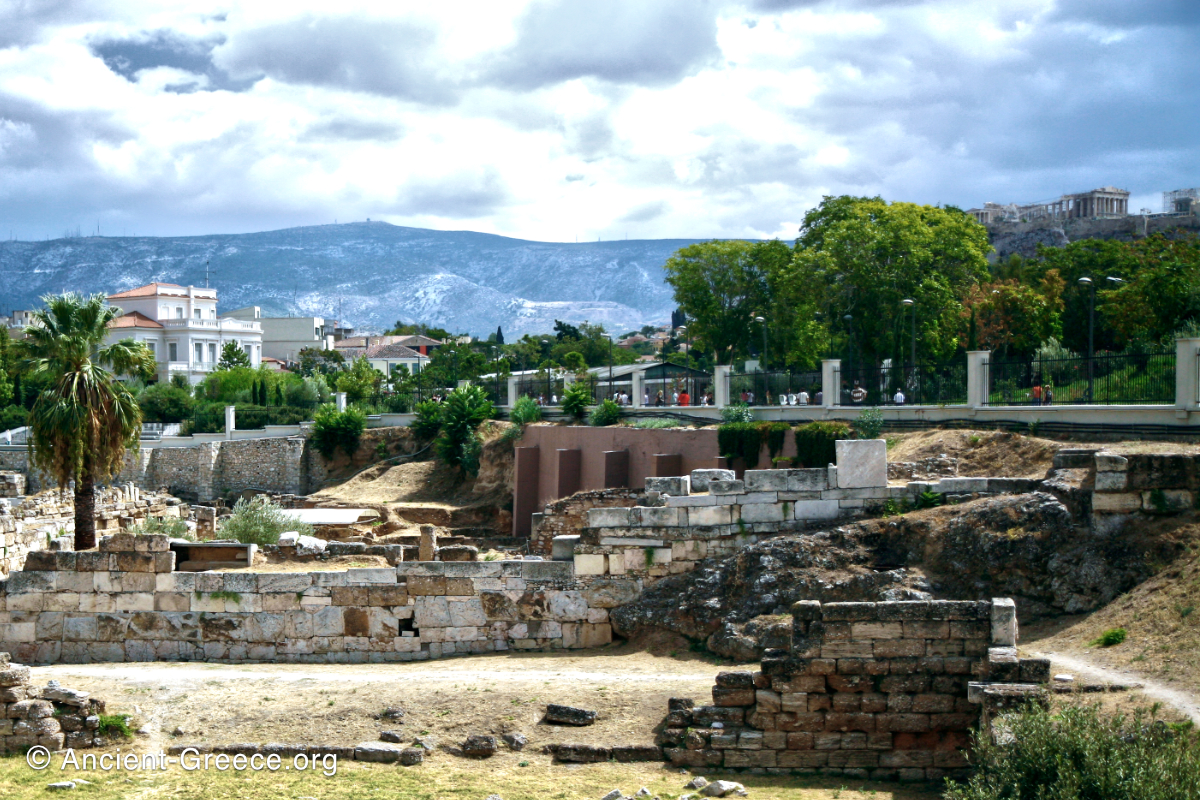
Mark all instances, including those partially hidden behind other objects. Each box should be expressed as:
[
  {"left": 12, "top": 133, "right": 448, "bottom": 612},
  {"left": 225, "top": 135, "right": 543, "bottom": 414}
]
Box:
[
  {"left": 613, "top": 389, "right": 713, "bottom": 407},
  {"left": 1029, "top": 384, "right": 1055, "bottom": 405},
  {"left": 737, "top": 388, "right": 825, "bottom": 406}
]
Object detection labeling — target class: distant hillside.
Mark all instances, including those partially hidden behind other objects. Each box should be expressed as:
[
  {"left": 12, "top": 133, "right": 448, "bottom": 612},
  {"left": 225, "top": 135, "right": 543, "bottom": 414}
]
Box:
[
  {"left": 985, "top": 214, "right": 1200, "bottom": 261},
  {"left": 0, "top": 222, "right": 703, "bottom": 336}
]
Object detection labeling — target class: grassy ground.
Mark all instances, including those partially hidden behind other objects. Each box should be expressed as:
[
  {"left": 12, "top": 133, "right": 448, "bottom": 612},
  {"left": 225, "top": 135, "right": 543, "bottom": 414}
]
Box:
[{"left": 0, "top": 754, "right": 942, "bottom": 800}]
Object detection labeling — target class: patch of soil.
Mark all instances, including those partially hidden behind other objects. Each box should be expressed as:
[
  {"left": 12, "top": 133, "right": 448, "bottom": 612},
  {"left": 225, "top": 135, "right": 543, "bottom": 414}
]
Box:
[
  {"left": 231, "top": 553, "right": 393, "bottom": 572},
  {"left": 887, "top": 429, "right": 1063, "bottom": 478}
]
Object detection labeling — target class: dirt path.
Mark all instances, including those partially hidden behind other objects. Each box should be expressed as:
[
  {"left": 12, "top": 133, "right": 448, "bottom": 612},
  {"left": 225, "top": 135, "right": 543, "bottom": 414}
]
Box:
[{"left": 1028, "top": 649, "right": 1200, "bottom": 724}]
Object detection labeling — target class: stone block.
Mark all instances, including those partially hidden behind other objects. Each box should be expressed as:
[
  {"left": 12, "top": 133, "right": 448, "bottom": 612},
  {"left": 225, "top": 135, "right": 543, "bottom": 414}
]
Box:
[
  {"left": 586, "top": 508, "right": 631, "bottom": 528},
  {"left": 636, "top": 506, "right": 684, "bottom": 527},
  {"left": 1092, "top": 492, "right": 1142, "bottom": 513},
  {"left": 8, "top": 572, "right": 54, "bottom": 594},
  {"left": 835, "top": 439, "right": 887, "bottom": 488},
  {"left": 690, "top": 469, "right": 735, "bottom": 492},
  {"left": 709, "top": 480, "right": 745, "bottom": 495},
  {"left": 1094, "top": 471, "right": 1127, "bottom": 492},
  {"left": 688, "top": 506, "right": 733, "bottom": 526},
  {"left": 347, "top": 568, "right": 396, "bottom": 584},
  {"left": 745, "top": 470, "right": 789, "bottom": 491},
  {"left": 258, "top": 573, "right": 312, "bottom": 593},
  {"left": 645, "top": 476, "right": 690, "bottom": 496},
  {"left": 740, "top": 503, "right": 785, "bottom": 524},
  {"left": 787, "top": 469, "right": 829, "bottom": 492},
  {"left": 573, "top": 554, "right": 606, "bottom": 576},
  {"left": 792, "top": 500, "right": 840, "bottom": 520},
  {"left": 521, "top": 561, "right": 572, "bottom": 581},
  {"left": 990, "top": 598, "right": 1017, "bottom": 646},
  {"left": 852, "top": 622, "right": 903, "bottom": 639},
  {"left": 407, "top": 576, "right": 446, "bottom": 595}
]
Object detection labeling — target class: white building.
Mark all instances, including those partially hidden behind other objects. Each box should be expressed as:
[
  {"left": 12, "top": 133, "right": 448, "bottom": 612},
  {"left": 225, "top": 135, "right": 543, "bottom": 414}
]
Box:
[
  {"left": 225, "top": 306, "right": 335, "bottom": 362},
  {"left": 105, "top": 283, "right": 263, "bottom": 385}
]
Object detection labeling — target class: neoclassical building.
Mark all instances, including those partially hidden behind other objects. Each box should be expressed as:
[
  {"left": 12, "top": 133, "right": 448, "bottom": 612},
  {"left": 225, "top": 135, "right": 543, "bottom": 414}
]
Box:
[{"left": 105, "top": 283, "right": 263, "bottom": 384}]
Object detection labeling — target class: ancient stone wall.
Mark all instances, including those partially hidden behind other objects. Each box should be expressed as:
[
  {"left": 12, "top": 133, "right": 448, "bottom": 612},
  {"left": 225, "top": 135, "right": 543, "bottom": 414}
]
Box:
[
  {"left": 0, "top": 534, "right": 615, "bottom": 665},
  {"left": 0, "top": 652, "right": 107, "bottom": 755},
  {"left": 531, "top": 488, "right": 645, "bottom": 556},
  {"left": 656, "top": 598, "right": 1048, "bottom": 782},
  {"left": 118, "top": 438, "right": 308, "bottom": 502}
]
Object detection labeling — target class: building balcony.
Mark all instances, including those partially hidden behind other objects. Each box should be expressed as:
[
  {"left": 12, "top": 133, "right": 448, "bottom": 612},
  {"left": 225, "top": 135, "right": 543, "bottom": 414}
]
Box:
[
  {"left": 159, "top": 318, "right": 262, "bottom": 333},
  {"left": 165, "top": 361, "right": 215, "bottom": 373}
]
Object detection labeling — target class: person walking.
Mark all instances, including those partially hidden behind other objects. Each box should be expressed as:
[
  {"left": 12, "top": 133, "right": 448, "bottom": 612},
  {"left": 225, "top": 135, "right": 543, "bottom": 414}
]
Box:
[{"left": 798, "top": 389, "right": 809, "bottom": 405}]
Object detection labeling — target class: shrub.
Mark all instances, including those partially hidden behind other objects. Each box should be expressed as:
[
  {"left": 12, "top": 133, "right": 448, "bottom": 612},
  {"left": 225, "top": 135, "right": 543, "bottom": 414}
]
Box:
[
  {"left": 285, "top": 376, "right": 330, "bottom": 408},
  {"left": 854, "top": 407, "right": 885, "bottom": 440},
  {"left": 500, "top": 424, "right": 524, "bottom": 443},
  {"left": 588, "top": 398, "right": 622, "bottom": 427},
  {"left": 718, "top": 422, "right": 763, "bottom": 468},
  {"left": 127, "top": 516, "right": 192, "bottom": 541},
  {"left": 720, "top": 402, "right": 754, "bottom": 423},
  {"left": 411, "top": 400, "right": 444, "bottom": 439},
  {"left": 1091, "top": 627, "right": 1128, "bottom": 647},
  {"left": 309, "top": 404, "right": 367, "bottom": 460},
  {"left": 633, "top": 417, "right": 682, "bottom": 429},
  {"left": 435, "top": 386, "right": 495, "bottom": 475},
  {"left": 760, "top": 421, "right": 791, "bottom": 460},
  {"left": 186, "top": 403, "right": 309, "bottom": 434},
  {"left": 138, "top": 382, "right": 196, "bottom": 423},
  {"left": 944, "top": 702, "right": 1200, "bottom": 800},
  {"left": 97, "top": 713, "right": 134, "bottom": 740},
  {"left": 220, "top": 495, "right": 312, "bottom": 546},
  {"left": 0, "top": 404, "right": 27, "bottom": 432},
  {"left": 509, "top": 396, "right": 542, "bottom": 425},
  {"left": 561, "top": 382, "right": 592, "bottom": 421},
  {"left": 793, "top": 421, "right": 850, "bottom": 468}
]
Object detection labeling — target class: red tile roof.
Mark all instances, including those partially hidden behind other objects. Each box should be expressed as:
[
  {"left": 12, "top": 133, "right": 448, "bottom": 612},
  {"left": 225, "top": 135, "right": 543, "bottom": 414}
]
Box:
[
  {"left": 107, "top": 282, "right": 185, "bottom": 299},
  {"left": 107, "top": 311, "right": 163, "bottom": 329}
]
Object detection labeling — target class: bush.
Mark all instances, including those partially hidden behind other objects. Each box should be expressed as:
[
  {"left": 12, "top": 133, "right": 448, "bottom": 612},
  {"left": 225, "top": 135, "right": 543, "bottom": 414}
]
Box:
[
  {"left": 793, "top": 421, "right": 851, "bottom": 468},
  {"left": 633, "top": 417, "right": 682, "bottom": 429},
  {"left": 127, "top": 516, "right": 192, "bottom": 541},
  {"left": 138, "top": 383, "right": 195, "bottom": 423},
  {"left": 718, "top": 422, "right": 763, "bottom": 468},
  {"left": 310, "top": 404, "right": 367, "bottom": 460},
  {"left": 561, "top": 382, "right": 591, "bottom": 421},
  {"left": 187, "top": 403, "right": 309, "bottom": 434},
  {"left": 411, "top": 400, "right": 444, "bottom": 439},
  {"left": 509, "top": 396, "right": 542, "bottom": 425},
  {"left": 0, "top": 404, "right": 27, "bottom": 432},
  {"left": 588, "top": 398, "right": 622, "bottom": 427},
  {"left": 1092, "top": 627, "right": 1128, "bottom": 647},
  {"left": 720, "top": 402, "right": 754, "bottom": 423},
  {"left": 435, "top": 386, "right": 495, "bottom": 475},
  {"left": 945, "top": 702, "right": 1200, "bottom": 800},
  {"left": 854, "top": 407, "right": 885, "bottom": 440},
  {"left": 760, "top": 421, "right": 791, "bottom": 460},
  {"left": 284, "top": 376, "right": 330, "bottom": 408},
  {"left": 220, "top": 495, "right": 312, "bottom": 546}
]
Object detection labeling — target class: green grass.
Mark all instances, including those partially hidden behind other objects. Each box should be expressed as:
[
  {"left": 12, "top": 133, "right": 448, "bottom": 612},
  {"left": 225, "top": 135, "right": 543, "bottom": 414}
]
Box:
[
  {"left": 1090, "top": 627, "right": 1128, "bottom": 647},
  {"left": 96, "top": 714, "right": 133, "bottom": 739}
]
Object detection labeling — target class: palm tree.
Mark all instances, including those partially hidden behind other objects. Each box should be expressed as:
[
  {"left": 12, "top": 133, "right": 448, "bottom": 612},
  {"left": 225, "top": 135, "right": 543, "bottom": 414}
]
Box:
[{"left": 21, "top": 293, "right": 155, "bottom": 550}]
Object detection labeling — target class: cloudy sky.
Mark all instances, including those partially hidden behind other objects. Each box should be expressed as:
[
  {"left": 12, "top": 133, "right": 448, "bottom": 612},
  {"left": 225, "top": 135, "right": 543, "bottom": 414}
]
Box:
[{"left": 0, "top": 0, "right": 1197, "bottom": 242}]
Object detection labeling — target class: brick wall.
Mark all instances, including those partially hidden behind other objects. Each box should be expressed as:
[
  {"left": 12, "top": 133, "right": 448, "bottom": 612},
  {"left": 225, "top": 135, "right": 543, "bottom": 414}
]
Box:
[{"left": 657, "top": 598, "right": 1047, "bottom": 782}]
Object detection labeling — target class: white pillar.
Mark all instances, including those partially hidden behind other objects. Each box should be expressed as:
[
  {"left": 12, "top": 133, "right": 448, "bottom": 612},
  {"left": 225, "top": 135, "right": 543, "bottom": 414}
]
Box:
[
  {"left": 1176, "top": 338, "right": 1200, "bottom": 411},
  {"left": 714, "top": 365, "right": 731, "bottom": 408},
  {"left": 821, "top": 360, "right": 840, "bottom": 408},
  {"left": 967, "top": 350, "right": 991, "bottom": 408},
  {"left": 335, "top": 392, "right": 347, "bottom": 412},
  {"left": 224, "top": 405, "right": 236, "bottom": 440},
  {"left": 631, "top": 371, "right": 644, "bottom": 408},
  {"left": 507, "top": 376, "right": 519, "bottom": 407}
]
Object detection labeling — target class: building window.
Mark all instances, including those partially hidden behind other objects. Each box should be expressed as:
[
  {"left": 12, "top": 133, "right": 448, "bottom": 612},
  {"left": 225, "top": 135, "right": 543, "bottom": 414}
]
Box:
[
  {"left": 169, "top": 342, "right": 177, "bottom": 362},
  {"left": 194, "top": 342, "right": 203, "bottom": 364},
  {"left": 145, "top": 342, "right": 156, "bottom": 358},
  {"left": 194, "top": 309, "right": 201, "bottom": 320},
  {"left": 176, "top": 307, "right": 184, "bottom": 319},
  {"left": 243, "top": 344, "right": 252, "bottom": 358},
  {"left": 208, "top": 343, "right": 217, "bottom": 363}
]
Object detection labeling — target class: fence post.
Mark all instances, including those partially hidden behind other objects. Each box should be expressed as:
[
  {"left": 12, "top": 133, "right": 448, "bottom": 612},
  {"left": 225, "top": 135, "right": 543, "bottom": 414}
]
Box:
[
  {"left": 966, "top": 351, "right": 991, "bottom": 409},
  {"left": 224, "top": 405, "right": 236, "bottom": 440},
  {"left": 821, "top": 360, "right": 840, "bottom": 408},
  {"left": 1175, "top": 337, "right": 1200, "bottom": 413},
  {"left": 631, "top": 371, "right": 645, "bottom": 408},
  {"left": 714, "top": 365, "right": 730, "bottom": 408},
  {"left": 507, "top": 376, "right": 519, "bottom": 408}
]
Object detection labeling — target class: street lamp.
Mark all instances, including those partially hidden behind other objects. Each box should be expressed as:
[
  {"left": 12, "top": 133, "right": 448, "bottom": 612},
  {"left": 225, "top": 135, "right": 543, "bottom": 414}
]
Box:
[
  {"left": 754, "top": 315, "right": 767, "bottom": 405},
  {"left": 1079, "top": 277, "right": 1095, "bottom": 403},
  {"left": 900, "top": 298, "right": 915, "bottom": 369},
  {"left": 677, "top": 324, "right": 690, "bottom": 403}
]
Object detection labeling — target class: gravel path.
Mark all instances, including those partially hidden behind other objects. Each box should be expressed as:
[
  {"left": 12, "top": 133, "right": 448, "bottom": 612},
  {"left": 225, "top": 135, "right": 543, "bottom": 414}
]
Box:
[{"left": 1030, "top": 649, "right": 1200, "bottom": 724}]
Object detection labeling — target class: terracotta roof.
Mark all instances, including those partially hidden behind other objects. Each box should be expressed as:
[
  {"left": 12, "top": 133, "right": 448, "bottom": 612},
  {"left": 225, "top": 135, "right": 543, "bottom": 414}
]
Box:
[
  {"left": 107, "top": 282, "right": 185, "bottom": 299},
  {"left": 107, "top": 311, "right": 163, "bottom": 329},
  {"left": 364, "top": 343, "right": 426, "bottom": 360},
  {"left": 262, "top": 356, "right": 285, "bottom": 363},
  {"left": 335, "top": 334, "right": 444, "bottom": 349},
  {"left": 393, "top": 334, "right": 444, "bottom": 347}
]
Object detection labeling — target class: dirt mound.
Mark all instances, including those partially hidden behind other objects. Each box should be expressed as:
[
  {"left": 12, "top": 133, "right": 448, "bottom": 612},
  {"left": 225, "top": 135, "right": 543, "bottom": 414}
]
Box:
[
  {"left": 1031, "top": 515, "right": 1200, "bottom": 696},
  {"left": 887, "top": 429, "right": 1062, "bottom": 478}
]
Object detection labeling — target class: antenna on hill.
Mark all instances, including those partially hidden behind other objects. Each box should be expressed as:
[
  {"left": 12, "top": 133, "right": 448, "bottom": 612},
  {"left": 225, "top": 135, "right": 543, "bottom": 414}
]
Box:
[{"left": 205, "top": 260, "right": 210, "bottom": 288}]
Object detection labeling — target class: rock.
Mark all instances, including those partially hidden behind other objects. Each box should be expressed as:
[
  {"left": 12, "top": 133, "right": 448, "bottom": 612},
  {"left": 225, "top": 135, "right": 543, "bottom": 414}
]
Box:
[
  {"left": 551, "top": 743, "right": 611, "bottom": 762},
  {"left": 378, "top": 707, "right": 406, "bottom": 720},
  {"left": 172, "top": 727, "right": 184, "bottom": 736},
  {"left": 277, "top": 531, "right": 299, "bottom": 546},
  {"left": 1054, "top": 674, "right": 1075, "bottom": 682},
  {"left": 353, "top": 742, "right": 404, "bottom": 763},
  {"left": 462, "top": 735, "right": 498, "bottom": 758},
  {"left": 637, "top": 789, "right": 652, "bottom": 797},
  {"left": 412, "top": 736, "right": 437, "bottom": 751},
  {"left": 544, "top": 704, "right": 597, "bottom": 726},
  {"left": 295, "top": 535, "right": 326, "bottom": 556},
  {"left": 46, "top": 782, "right": 76, "bottom": 791},
  {"left": 685, "top": 777, "right": 710, "bottom": 790},
  {"left": 502, "top": 732, "right": 528, "bottom": 751},
  {"left": 484, "top": 796, "right": 504, "bottom": 800},
  {"left": 42, "top": 680, "right": 89, "bottom": 708},
  {"left": 600, "top": 791, "right": 623, "bottom": 800},
  {"left": 700, "top": 780, "right": 745, "bottom": 798},
  {"left": 380, "top": 731, "right": 404, "bottom": 743},
  {"left": 137, "top": 725, "right": 151, "bottom": 735},
  {"left": 399, "top": 748, "right": 424, "bottom": 766}
]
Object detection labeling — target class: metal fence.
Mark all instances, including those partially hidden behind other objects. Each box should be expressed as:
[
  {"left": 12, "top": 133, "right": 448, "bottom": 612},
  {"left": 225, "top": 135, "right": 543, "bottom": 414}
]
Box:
[
  {"left": 833, "top": 362, "right": 968, "bottom": 407},
  {"left": 515, "top": 373, "right": 565, "bottom": 405},
  {"left": 983, "top": 351, "right": 1175, "bottom": 406},
  {"left": 477, "top": 373, "right": 508, "bottom": 407},
  {"left": 578, "top": 367, "right": 713, "bottom": 407},
  {"left": 730, "top": 370, "right": 822, "bottom": 406}
]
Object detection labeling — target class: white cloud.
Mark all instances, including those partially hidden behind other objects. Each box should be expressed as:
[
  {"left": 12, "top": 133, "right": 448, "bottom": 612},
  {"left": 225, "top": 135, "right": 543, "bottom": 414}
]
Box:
[{"left": 0, "top": 0, "right": 1195, "bottom": 240}]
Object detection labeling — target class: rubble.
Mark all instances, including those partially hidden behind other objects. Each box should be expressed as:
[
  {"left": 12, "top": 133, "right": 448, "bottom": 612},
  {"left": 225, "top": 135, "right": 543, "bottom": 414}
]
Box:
[{"left": 544, "top": 704, "right": 597, "bottom": 726}]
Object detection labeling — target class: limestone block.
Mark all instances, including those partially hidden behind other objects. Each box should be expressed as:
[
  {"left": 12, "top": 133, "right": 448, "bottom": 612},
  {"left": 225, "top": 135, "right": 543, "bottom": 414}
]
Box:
[
  {"left": 573, "top": 554, "right": 606, "bottom": 576},
  {"left": 1143, "top": 490, "right": 1193, "bottom": 513},
  {"left": 54, "top": 572, "right": 92, "bottom": 594},
  {"left": 739, "top": 492, "right": 779, "bottom": 504},
  {"left": 1094, "top": 452, "right": 1128, "bottom": 472},
  {"left": 606, "top": 554, "right": 625, "bottom": 575},
  {"left": 154, "top": 593, "right": 191, "bottom": 613},
  {"left": 635, "top": 506, "right": 684, "bottom": 527},
  {"left": 792, "top": 499, "right": 841, "bottom": 521},
  {"left": 222, "top": 573, "right": 257, "bottom": 593},
  {"left": 8, "top": 572, "right": 54, "bottom": 594},
  {"left": 414, "top": 596, "right": 451, "bottom": 628},
  {"left": 1091, "top": 492, "right": 1141, "bottom": 513},
  {"left": 786, "top": 469, "right": 829, "bottom": 492},
  {"left": 933, "top": 477, "right": 988, "bottom": 494},
  {"left": 688, "top": 506, "right": 733, "bottom": 526},
  {"left": 120, "top": 573, "right": 155, "bottom": 593},
  {"left": 311, "top": 606, "right": 345, "bottom": 637},
  {"left": 548, "top": 591, "right": 588, "bottom": 621},
  {"left": 835, "top": 440, "right": 888, "bottom": 489},
  {"left": 257, "top": 573, "right": 313, "bottom": 593},
  {"left": 666, "top": 494, "right": 717, "bottom": 507},
  {"left": 114, "top": 593, "right": 154, "bottom": 613},
  {"left": 1094, "top": 471, "right": 1127, "bottom": 492},
  {"left": 0, "top": 623, "right": 35, "bottom": 643},
  {"left": 448, "top": 598, "right": 488, "bottom": 627},
  {"left": 43, "top": 593, "right": 80, "bottom": 613},
  {"left": 78, "top": 594, "right": 115, "bottom": 613},
  {"left": 709, "top": 480, "right": 745, "bottom": 495},
  {"left": 586, "top": 508, "right": 632, "bottom": 528},
  {"left": 745, "top": 470, "right": 788, "bottom": 492},
  {"left": 347, "top": 568, "right": 396, "bottom": 585},
  {"left": 652, "top": 548, "right": 672, "bottom": 565},
  {"left": 740, "top": 503, "right": 784, "bottom": 524},
  {"left": 990, "top": 598, "right": 1018, "bottom": 646},
  {"left": 645, "top": 476, "right": 690, "bottom": 496},
  {"left": 690, "top": 469, "right": 735, "bottom": 493}
]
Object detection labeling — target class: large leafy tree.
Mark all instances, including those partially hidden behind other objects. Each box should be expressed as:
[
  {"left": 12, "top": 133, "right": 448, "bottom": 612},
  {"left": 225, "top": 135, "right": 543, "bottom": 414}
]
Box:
[
  {"left": 217, "top": 340, "right": 251, "bottom": 370},
  {"left": 664, "top": 240, "right": 769, "bottom": 365},
  {"left": 21, "top": 293, "right": 155, "bottom": 550},
  {"left": 962, "top": 271, "right": 1065, "bottom": 359},
  {"left": 792, "top": 196, "right": 992, "bottom": 366}
]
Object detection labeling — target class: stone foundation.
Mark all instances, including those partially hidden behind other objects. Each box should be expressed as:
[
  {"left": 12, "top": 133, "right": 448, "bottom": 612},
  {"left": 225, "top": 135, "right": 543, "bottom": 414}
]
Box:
[{"left": 0, "top": 652, "right": 107, "bottom": 755}]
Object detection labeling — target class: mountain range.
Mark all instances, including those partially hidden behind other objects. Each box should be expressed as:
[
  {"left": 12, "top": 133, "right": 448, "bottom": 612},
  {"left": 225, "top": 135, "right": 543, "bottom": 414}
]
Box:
[{"left": 0, "top": 222, "right": 702, "bottom": 337}]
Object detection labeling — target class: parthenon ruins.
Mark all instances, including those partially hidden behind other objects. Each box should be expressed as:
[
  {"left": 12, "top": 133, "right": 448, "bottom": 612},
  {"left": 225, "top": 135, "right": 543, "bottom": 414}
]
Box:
[{"left": 968, "top": 186, "right": 1130, "bottom": 224}]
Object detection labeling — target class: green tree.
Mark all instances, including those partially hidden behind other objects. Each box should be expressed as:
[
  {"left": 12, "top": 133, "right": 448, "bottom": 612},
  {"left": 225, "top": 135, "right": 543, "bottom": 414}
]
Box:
[
  {"left": 217, "top": 340, "right": 251, "bottom": 370},
  {"left": 385, "top": 321, "right": 453, "bottom": 342},
  {"left": 335, "top": 356, "right": 383, "bottom": 404},
  {"left": 560, "top": 351, "right": 587, "bottom": 373},
  {"left": 962, "top": 271, "right": 1065, "bottom": 359},
  {"left": 434, "top": 385, "right": 494, "bottom": 475},
  {"left": 664, "top": 240, "right": 769, "bottom": 365},
  {"left": 792, "top": 196, "right": 992, "bottom": 366},
  {"left": 138, "top": 382, "right": 195, "bottom": 423},
  {"left": 296, "top": 347, "right": 344, "bottom": 377},
  {"left": 21, "top": 293, "right": 156, "bottom": 550}
]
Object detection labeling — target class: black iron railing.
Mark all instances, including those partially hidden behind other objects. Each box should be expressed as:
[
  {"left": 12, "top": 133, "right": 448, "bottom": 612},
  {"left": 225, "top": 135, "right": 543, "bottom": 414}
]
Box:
[
  {"left": 983, "top": 351, "right": 1175, "bottom": 406},
  {"left": 833, "top": 362, "right": 967, "bottom": 407}
]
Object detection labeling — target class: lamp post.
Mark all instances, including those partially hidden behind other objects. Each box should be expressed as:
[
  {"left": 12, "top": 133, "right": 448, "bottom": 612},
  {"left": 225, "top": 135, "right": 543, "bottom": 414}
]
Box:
[
  {"left": 677, "top": 324, "right": 691, "bottom": 403},
  {"left": 1078, "top": 277, "right": 1094, "bottom": 403},
  {"left": 901, "top": 298, "right": 915, "bottom": 405},
  {"left": 608, "top": 334, "right": 614, "bottom": 402},
  {"left": 754, "top": 315, "right": 766, "bottom": 404}
]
